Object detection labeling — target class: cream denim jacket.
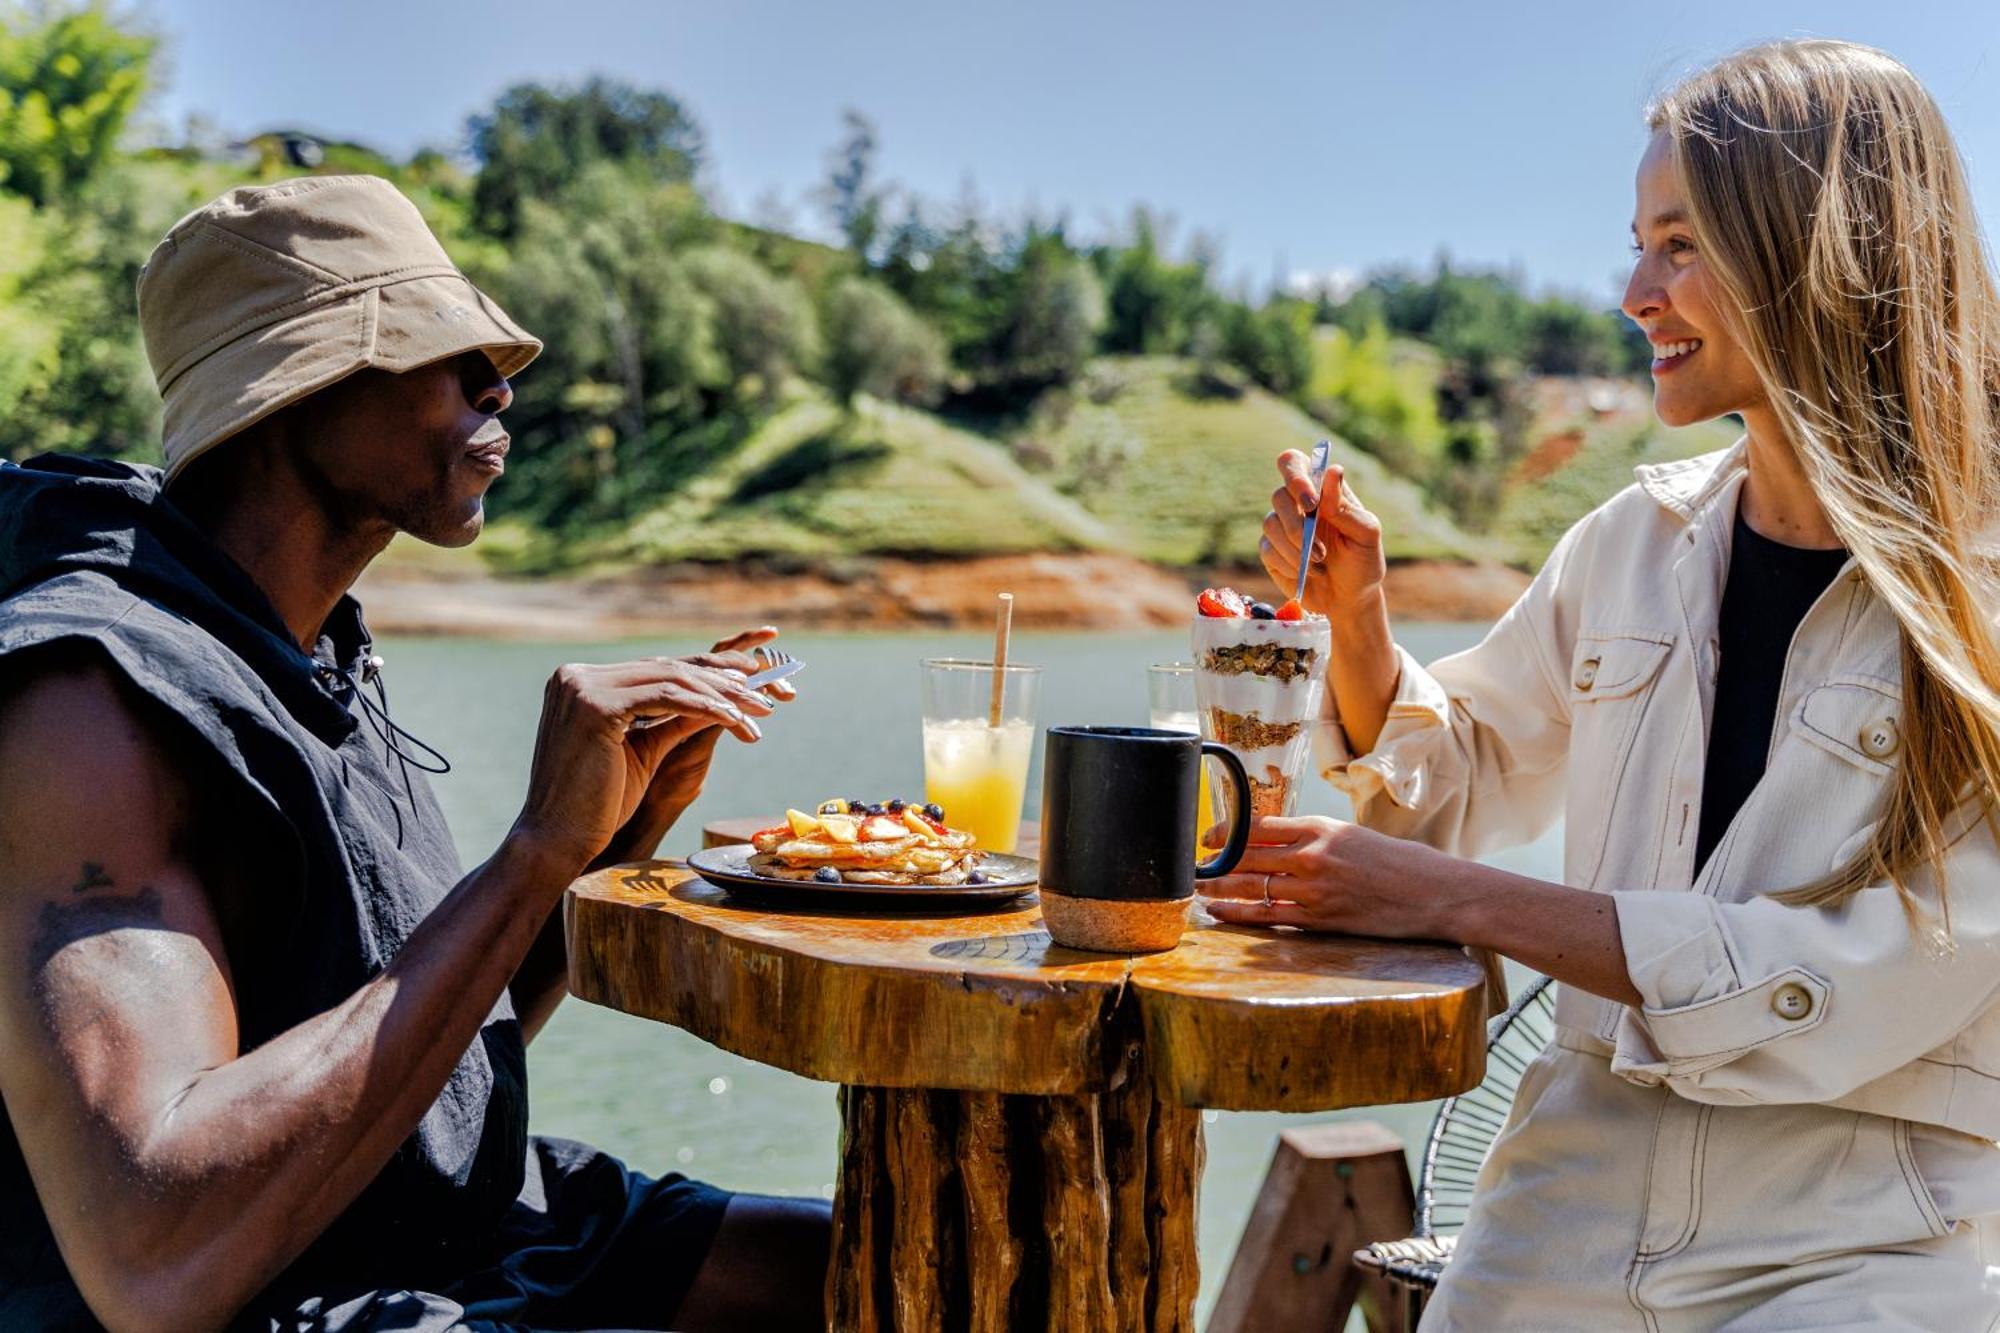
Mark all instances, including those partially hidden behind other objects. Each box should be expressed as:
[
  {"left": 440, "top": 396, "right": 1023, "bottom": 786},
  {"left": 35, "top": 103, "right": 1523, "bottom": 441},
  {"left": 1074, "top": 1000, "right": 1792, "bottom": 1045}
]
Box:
[{"left": 1319, "top": 440, "right": 2000, "bottom": 1139}]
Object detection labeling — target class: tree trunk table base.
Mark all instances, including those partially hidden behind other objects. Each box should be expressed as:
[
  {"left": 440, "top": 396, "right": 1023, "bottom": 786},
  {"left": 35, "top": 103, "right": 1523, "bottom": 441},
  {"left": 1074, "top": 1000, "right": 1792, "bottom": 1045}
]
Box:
[{"left": 828, "top": 1043, "right": 1203, "bottom": 1333}]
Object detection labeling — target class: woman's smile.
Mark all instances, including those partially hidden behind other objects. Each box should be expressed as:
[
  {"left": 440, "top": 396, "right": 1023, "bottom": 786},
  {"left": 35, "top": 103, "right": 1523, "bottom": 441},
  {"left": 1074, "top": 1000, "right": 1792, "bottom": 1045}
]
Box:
[{"left": 1649, "top": 335, "right": 1704, "bottom": 374}]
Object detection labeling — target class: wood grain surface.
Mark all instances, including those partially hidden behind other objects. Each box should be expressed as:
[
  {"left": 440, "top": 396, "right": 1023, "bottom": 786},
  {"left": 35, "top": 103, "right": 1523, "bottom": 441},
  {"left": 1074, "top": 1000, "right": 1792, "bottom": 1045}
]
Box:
[{"left": 566, "top": 863, "right": 1487, "bottom": 1110}]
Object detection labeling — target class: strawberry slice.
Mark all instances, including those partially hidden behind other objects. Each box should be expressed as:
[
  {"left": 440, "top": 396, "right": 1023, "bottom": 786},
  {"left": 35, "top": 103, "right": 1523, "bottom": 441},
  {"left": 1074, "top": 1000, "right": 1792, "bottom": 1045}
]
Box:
[
  {"left": 1275, "top": 599, "right": 1306, "bottom": 621},
  {"left": 1197, "top": 587, "right": 1249, "bottom": 618}
]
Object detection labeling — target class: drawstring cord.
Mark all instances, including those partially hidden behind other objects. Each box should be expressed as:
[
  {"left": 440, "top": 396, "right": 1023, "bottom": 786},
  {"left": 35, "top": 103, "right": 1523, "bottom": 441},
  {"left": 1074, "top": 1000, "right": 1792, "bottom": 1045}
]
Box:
[{"left": 331, "top": 654, "right": 452, "bottom": 849}]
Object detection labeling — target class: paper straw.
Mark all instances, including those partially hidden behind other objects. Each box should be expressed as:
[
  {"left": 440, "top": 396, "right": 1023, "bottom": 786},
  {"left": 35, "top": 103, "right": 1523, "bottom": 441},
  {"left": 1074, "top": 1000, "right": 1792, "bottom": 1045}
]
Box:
[{"left": 989, "top": 593, "right": 1014, "bottom": 727}]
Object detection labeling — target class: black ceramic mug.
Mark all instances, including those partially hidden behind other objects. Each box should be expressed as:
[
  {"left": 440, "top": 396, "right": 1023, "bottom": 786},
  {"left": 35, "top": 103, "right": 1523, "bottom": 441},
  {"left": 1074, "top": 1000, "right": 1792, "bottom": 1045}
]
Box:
[{"left": 1037, "top": 726, "right": 1253, "bottom": 951}]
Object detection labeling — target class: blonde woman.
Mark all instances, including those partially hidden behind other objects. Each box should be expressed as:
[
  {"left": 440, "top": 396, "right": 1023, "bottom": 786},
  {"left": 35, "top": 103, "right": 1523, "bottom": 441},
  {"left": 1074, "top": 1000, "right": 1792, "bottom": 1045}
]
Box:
[{"left": 1215, "top": 40, "right": 2000, "bottom": 1328}]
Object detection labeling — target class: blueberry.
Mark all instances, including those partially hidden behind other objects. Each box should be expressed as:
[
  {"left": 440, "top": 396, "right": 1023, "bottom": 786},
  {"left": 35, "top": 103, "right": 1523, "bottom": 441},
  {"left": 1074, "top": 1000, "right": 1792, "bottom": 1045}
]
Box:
[
  {"left": 813, "top": 866, "right": 842, "bottom": 883},
  {"left": 865, "top": 802, "right": 886, "bottom": 816},
  {"left": 886, "top": 798, "right": 906, "bottom": 813},
  {"left": 847, "top": 798, "right": 868, "bottom": 813},
  {"left": 923, "top": 802, "right": 945, "bottom": 821},
  {"left": 1249, "top": 601, "right": 1277, "bottom": 620},
  {"left": 966, "top": 870, "right": 990, "bottom": 885}
]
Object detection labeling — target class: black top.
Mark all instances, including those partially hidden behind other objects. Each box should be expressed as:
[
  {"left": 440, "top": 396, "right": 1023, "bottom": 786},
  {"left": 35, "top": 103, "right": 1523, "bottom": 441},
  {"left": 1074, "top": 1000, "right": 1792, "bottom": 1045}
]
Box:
[
  {"left": 0, "top": 456, "right": 528, "bottom": 1327},
  {"left": 1694, "top": 509, "right": 1849, "bottom": 876}
]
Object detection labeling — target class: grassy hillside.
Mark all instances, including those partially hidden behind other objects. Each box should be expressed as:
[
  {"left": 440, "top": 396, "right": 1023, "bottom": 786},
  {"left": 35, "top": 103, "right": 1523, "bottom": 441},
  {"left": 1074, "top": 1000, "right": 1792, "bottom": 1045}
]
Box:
[
  {"left": 1494, "top": 411, "right": 1741, "bottom": 564},
  {"left": 505, "top": 392, "right": 1121, "bottom": 573},
  {"left": 1009, "top": 357, "right": 1491, "bottom": 566}
]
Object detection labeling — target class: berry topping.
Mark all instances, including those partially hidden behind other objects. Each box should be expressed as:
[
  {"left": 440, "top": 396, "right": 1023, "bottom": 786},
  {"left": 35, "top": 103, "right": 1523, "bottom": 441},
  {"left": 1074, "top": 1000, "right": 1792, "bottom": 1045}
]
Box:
[
  {"left": 1196, "top": 587, "right": 1250, "bottom": 618},
  {"left": 865, "top": 802, "right": 887, "bottom": 816},
  {"left": 923, "top": 802, "right": 945, "bottom": 822},
  {"left": 886, "top": 798, "right": 905, "bottom": 813},
  {"left": 1249, "top": 601, "right": 1277, "bottom": 619},
  {"left": 813, "top": 866, "right": 842, "bottom": 883},
  {"left": 1275, "top": 599, "right": 1306, "bottom": 621},
  {"left": 966, "top": 870, "right": 990, "bottom": 885}
]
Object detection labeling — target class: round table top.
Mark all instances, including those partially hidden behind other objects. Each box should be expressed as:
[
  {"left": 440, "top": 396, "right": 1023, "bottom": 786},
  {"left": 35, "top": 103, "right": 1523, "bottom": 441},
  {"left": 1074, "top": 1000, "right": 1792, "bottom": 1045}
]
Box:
[{"left": 565, "top": 863, "right": 1489, "bottom": 1111}]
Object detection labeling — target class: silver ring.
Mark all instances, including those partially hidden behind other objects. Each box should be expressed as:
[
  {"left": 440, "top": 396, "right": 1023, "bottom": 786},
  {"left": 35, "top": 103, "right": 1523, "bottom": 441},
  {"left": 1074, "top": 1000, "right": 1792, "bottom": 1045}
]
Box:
[{"left": 1261, "top": 873, "right": 1273, "bottom": 905}]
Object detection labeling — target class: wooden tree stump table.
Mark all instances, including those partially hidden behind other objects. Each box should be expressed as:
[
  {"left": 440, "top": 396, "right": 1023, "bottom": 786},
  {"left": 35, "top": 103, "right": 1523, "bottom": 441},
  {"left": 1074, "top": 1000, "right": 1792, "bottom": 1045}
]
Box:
[{"left": 566, "top": 864, "right": 1487, "bottom": 1332}]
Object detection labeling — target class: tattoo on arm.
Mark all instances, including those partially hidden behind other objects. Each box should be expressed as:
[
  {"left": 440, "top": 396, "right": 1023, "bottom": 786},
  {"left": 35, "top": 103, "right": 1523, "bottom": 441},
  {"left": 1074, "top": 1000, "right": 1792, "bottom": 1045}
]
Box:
[
  {"left": 29, "top": 863, "right": 166, "bottom": 974},
  {"left": 71, "top": 862, "right": 114, "bottom": 895}
]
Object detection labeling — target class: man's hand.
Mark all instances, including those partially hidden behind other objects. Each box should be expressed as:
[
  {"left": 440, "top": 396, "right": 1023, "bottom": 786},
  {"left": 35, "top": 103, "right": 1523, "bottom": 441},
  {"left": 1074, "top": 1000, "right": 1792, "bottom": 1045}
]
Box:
[
  {"left": 592, "top": 628, "right": 798, "bottom": 869},
  {"left": 511, "top": 645, "right": 779, "bottom": 877}
]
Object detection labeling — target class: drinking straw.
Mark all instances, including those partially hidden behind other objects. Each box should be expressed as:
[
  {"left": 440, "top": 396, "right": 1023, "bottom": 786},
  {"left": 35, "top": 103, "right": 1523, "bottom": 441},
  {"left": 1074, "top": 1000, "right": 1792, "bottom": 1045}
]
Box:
[{"left": 989, "top": 593, "right": 1014, "bottom": 727}]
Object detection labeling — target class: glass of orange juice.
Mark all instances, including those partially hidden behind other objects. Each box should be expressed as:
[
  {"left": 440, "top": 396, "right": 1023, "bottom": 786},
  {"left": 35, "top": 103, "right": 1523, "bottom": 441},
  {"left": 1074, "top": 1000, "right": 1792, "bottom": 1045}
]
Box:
[
  {"left": 920, "top": 658, "right": 1042, "bottom": 854},
  {"left": 1148, "top": 663, "right": 1218, "bottom": 860}
]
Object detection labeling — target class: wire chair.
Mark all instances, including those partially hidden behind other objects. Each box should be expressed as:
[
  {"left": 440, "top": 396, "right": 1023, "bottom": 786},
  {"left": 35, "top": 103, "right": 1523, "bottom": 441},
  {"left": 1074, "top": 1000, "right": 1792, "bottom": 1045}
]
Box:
[{"left": 1352, "top": 975, "right": 1556, "bottom": 1327}]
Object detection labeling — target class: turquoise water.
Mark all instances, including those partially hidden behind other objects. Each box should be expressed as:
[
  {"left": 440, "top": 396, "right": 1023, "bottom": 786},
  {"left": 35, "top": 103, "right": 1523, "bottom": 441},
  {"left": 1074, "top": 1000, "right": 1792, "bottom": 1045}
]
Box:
[{"left": 378, "top": 624, "right": 1561, "bottom": 1321}]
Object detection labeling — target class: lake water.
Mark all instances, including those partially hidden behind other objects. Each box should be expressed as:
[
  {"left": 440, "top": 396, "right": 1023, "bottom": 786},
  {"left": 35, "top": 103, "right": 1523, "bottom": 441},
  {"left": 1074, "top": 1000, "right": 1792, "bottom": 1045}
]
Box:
[{"left": 377, "top": 622, "right": 1560, "bottom": 1323}]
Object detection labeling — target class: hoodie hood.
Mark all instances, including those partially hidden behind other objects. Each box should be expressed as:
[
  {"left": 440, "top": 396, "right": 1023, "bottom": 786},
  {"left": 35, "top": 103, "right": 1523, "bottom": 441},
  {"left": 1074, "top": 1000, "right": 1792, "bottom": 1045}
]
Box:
[{"left": 0, "top": 454, "right": 367, "bottom": 742}]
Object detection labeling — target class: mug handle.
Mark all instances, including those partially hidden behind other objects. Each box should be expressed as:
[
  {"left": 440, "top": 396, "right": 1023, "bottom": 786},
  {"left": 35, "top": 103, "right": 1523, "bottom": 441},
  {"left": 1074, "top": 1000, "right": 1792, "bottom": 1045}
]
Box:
[{"left": 1195, "top": 743, "right": 1253, "bottom": 879}]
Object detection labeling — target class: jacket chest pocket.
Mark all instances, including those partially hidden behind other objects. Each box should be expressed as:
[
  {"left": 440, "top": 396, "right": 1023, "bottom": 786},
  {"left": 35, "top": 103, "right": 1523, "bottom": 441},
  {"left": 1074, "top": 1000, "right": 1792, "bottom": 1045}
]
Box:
[
  {"left": 1786, "top": 676, "right": 1901, "bottom": 869},
  {"left": 1566, "top": 629, "right": 1675, "bottom": 887}
]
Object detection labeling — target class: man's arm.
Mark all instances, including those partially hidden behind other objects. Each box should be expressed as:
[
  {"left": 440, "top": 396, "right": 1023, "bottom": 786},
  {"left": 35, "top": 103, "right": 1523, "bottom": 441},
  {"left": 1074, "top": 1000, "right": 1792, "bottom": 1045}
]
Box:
[
  {"left": 507, "top": 625, "right": 789, "bottom": 1042},
  {"left": 0, "top": 661, "right": 576, "bottom": 1332},
  {"left": 508, "top": 728, "right": 720, "bottom": 1044}
]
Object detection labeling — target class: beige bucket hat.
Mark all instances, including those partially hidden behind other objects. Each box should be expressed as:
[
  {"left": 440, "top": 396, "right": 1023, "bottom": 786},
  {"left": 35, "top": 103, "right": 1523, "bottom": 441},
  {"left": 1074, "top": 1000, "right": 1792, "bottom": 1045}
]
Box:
[{"left": 137, "top": 174, "right": 542, "bottom": 482}]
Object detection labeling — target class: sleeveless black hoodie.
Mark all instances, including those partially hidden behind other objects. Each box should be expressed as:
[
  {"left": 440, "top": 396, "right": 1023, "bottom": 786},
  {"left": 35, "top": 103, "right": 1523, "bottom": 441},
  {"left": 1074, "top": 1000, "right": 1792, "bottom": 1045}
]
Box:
[{"left": 0, "top": 456, "right": 528, "bottom": 1327}]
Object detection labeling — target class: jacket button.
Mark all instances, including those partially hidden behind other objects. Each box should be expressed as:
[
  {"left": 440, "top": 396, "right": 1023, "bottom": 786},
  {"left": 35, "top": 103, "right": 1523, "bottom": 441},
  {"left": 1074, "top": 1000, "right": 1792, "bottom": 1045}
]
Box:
[
  {"left": 1771, "top": 982, "right": 1814, "bottom": 1021},
  {"left": 1574, "top": 657, "right": 1600, "bottom": 691},
  {"left": 1859, "top": 718, "right": 1899, "bottom": 760}
]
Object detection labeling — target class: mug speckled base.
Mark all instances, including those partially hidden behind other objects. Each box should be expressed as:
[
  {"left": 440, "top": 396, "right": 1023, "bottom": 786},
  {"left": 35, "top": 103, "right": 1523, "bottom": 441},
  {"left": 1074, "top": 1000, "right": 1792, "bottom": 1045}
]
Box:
[{"left": 1039, "top": 889, "right": 1190, "bottom": 953}]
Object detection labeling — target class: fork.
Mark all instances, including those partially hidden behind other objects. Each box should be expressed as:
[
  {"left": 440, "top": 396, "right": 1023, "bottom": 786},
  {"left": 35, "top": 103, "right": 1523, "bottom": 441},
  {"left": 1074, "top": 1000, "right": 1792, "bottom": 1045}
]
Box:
[{"left": 631, "top": 645, "right": 804, "bottom": 731}]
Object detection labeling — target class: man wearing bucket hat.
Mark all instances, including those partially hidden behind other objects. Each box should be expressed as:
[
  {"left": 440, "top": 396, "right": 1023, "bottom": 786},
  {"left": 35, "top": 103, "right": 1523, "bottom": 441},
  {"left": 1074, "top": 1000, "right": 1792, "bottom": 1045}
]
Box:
[{"left": 0, "top": 176, "right": 826, "bottom": 1330}]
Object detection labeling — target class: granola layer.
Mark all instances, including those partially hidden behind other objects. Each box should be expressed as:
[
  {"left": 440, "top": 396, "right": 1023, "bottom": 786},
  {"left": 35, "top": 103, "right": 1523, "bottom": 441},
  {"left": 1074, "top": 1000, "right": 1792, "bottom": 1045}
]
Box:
[
  {"left": 1209, "top": 707, "right": 1306, "bottom": 751},
  {"left": 1200, "top": 641, "right": 1318, "bottom": 682}
]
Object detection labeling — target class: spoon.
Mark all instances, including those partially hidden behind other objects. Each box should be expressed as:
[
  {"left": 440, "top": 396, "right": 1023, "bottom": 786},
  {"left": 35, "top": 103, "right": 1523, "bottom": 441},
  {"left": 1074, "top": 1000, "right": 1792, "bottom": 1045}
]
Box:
[{"left": 1285, "top": 440, "right": 1334, "bottom": 614}]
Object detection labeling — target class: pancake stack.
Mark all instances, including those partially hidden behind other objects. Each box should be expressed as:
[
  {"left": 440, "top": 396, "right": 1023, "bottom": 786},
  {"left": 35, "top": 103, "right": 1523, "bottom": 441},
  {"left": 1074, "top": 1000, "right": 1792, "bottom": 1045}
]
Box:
[{"left": 749, "top": 799, "right": 983, "bottom": 885}]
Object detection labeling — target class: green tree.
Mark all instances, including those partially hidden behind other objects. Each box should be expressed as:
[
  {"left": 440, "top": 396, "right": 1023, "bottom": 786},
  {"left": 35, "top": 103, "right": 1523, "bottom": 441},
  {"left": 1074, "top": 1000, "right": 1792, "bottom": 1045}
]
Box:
[
  {"left": 682, "top": 244, "right": 820, "bottom": 406},
  {"left": 475, "top": 164, "right": 727, "bottom": 520},
  {"left": 1099, "top": 210, "right": 1216, "bottom": 355},
  {"left": 824, "top": 277, "right": 947, "bottom": 406},
  {"left": 1002, "top": 239, "right": 1104, "bottom": 384},
  {"left": 1307, "top": 321, "right": 1445, "bottom": 476},
  {"left": 1223, "top": 298, "right": 1312, "bottom": 397},
  {"left": 0, "top": 2, "right": 154, "bottom": 206},
  {"left": 819, "top": 109, "right": 887, "bottom": 262},
  {"left": 468, "top": 78, "right": 704, "bottom": 238}
]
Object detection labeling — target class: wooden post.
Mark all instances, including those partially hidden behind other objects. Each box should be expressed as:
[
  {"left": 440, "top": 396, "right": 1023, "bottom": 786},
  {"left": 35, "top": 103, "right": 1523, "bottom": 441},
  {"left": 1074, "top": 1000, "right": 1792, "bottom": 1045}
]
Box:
[{"left": 1205, "top": 1120, "right": 1415, "bottom": 1333}]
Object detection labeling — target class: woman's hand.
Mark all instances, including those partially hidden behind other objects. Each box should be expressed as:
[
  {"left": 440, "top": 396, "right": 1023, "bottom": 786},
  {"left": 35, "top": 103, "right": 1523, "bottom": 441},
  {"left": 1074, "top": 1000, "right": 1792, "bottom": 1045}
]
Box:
[
  {"left": 1204, "top": 814, "right": 1643, "bottom": 1006},
  {"left": 1259, "top": 451, "right": 1386, "bottom": 619},
  {"left": 1203, "top": 815, "right": 1454, "bottom": 939}
]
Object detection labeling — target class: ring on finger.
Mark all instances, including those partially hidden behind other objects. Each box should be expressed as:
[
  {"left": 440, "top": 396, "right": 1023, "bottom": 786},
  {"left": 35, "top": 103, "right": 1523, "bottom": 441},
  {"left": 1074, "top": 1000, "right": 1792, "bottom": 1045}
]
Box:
[{"left": 1261, "top": 872, "right": 1273, "bottom": 905}]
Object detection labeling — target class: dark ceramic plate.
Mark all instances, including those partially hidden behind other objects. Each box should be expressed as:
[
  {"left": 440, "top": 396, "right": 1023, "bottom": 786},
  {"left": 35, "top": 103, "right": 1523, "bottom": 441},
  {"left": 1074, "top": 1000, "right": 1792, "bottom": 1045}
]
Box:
[{"left": 686, "top": 843, "right": 1039, "bottom": 908}]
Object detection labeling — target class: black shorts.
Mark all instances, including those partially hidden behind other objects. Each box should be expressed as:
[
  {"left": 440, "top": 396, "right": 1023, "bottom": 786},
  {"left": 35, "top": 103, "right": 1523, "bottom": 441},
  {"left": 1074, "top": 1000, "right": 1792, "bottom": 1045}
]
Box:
[{"left": 257, "top": 1137, "right": 733, "bottom": 1332}]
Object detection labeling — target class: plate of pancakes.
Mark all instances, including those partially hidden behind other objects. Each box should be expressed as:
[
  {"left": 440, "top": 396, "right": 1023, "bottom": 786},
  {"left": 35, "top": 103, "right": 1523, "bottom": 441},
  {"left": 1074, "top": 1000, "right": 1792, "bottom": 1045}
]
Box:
[{"left": 687, "top": 797, "right": 1037, "bottom": 907}]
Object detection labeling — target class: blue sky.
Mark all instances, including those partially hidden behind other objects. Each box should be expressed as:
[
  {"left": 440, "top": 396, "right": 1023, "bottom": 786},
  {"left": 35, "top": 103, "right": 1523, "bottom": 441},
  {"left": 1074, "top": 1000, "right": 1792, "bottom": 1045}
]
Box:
[{"left": 145, "top": 1, "right": 1999, "bottom": 305}]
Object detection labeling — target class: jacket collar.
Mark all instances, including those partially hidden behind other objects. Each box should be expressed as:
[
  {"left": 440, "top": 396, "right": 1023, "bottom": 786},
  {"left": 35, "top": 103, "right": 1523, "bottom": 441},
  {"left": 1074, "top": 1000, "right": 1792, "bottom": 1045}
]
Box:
[{"left": 1635, "top": 435, "right": 1748, "bottom": 524}]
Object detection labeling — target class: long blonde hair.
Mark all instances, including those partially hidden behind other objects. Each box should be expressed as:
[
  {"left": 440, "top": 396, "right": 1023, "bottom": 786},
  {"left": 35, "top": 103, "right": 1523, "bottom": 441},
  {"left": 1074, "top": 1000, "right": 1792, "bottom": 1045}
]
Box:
[{"left": 1650, "top": 40, "right": 2000, "bottom": 931}]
